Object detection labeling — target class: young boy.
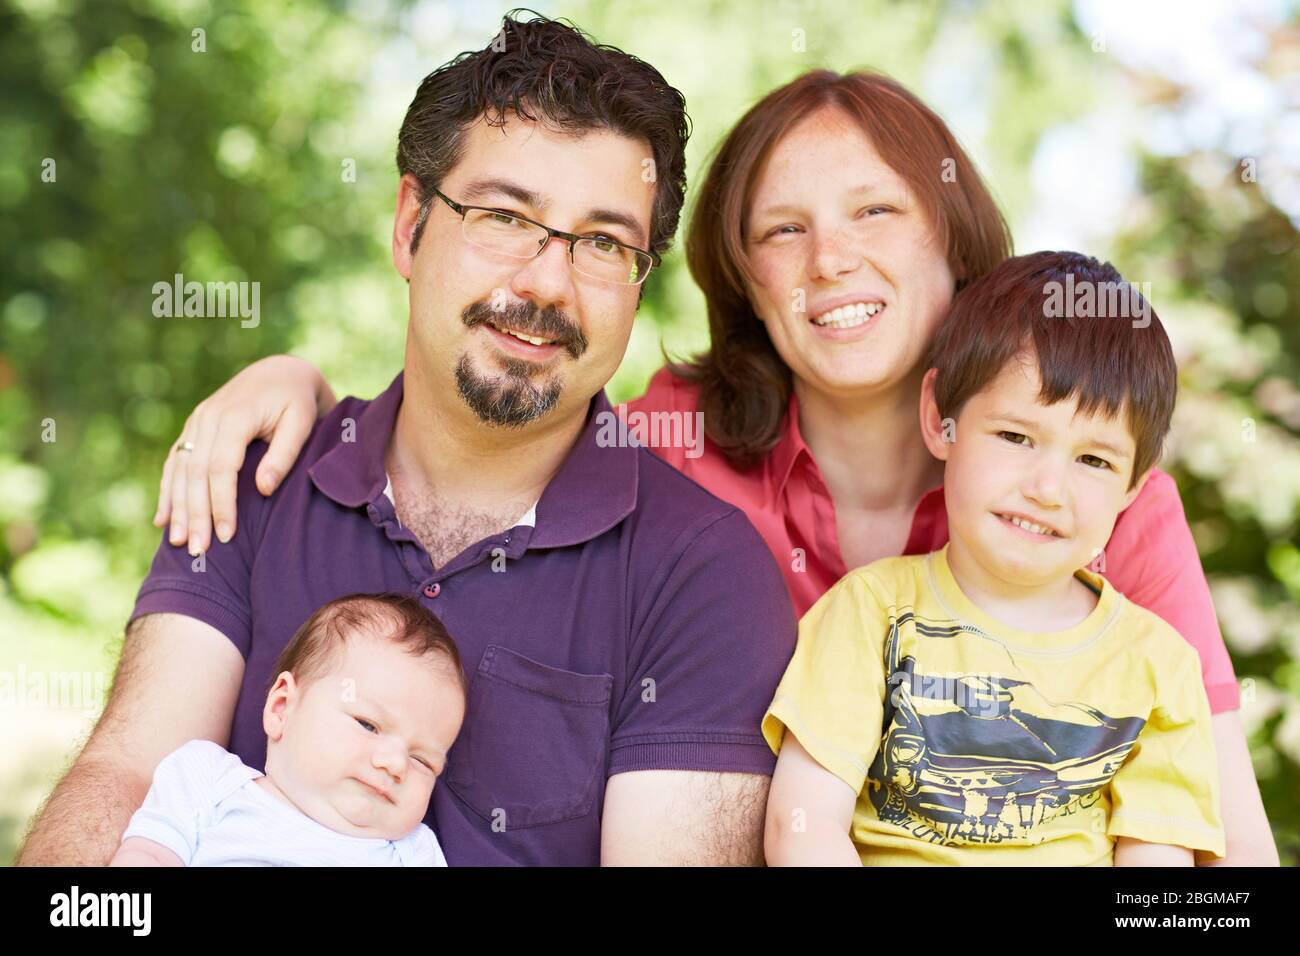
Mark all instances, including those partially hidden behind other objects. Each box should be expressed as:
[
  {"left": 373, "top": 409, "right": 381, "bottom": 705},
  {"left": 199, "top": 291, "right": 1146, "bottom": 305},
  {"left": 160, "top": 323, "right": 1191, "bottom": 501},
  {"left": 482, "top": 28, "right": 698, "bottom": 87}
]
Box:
[
  {"left": 763, "top": 251, "right": 1225, "bottom": 866},
  {"left": 110, "top": 593, "right": 466, "bottom": 866}
]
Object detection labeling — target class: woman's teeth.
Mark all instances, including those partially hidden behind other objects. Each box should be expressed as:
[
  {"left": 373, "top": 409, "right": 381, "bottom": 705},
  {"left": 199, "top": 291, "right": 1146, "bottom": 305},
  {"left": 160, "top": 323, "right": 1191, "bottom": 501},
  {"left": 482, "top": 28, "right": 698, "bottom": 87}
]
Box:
[
  {"left": 812, "top": 301, "right": 883, "bottom": 328},
  {"left": 490, "top": 322, "right": 553, "bottom": 346},
  {"left": 1003, "top": 514, "right": 1058, "bottom": 537}
]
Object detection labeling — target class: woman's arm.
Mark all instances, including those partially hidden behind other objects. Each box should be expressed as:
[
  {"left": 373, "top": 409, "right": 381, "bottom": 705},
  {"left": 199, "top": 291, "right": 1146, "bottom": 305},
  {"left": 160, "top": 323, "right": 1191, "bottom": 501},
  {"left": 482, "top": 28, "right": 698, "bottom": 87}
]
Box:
[
  {"left": 1104, "top": 470, "right": 1278, "bottom": 865},
  {"left": 764, "top": 732, "right": 861, "bottom": 866},
  {"left": 1200, "top": 710, "right": 1280, "bottom": 866},
  {"left": 153, "top": 355, "right": 335, "bottom": 555}
]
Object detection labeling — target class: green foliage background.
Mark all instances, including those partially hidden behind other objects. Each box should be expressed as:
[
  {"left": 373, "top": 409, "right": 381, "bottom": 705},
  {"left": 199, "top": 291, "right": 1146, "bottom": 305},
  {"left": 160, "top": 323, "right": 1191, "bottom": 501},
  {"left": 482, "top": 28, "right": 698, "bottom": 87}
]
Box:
[{"left": 2, "top": 0, "right": 1297, "bottom": 864}]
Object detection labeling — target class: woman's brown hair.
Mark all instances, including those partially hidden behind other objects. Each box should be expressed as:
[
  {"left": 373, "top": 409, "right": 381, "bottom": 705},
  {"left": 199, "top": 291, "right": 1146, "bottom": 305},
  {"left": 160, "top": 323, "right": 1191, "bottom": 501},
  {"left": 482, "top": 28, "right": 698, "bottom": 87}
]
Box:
[{"left": 675, "top": 69, "right": 1012, "bottom": 468}]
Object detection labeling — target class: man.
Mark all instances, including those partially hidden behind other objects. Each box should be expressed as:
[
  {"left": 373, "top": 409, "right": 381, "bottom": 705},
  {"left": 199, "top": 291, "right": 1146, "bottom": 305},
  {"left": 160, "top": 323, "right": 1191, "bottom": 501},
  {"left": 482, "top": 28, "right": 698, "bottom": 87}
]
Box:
[{"left": 18, "top": 13, "right": 795, "bottom": 866}]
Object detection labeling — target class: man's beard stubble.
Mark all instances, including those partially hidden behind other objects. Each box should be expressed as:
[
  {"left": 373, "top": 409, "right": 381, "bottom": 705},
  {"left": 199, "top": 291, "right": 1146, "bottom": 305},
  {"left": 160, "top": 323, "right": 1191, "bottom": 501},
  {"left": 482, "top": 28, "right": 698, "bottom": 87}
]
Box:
[{"left": 454, "top": 298, "right": 588, "bottom": 428}]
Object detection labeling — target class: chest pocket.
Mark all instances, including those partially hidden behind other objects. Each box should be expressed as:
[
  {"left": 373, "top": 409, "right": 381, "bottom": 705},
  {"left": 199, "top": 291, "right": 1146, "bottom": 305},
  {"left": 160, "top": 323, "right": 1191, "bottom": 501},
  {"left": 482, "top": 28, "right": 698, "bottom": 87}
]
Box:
[{"left": 446, "top": 644, "right": 613, "bottom": 830}]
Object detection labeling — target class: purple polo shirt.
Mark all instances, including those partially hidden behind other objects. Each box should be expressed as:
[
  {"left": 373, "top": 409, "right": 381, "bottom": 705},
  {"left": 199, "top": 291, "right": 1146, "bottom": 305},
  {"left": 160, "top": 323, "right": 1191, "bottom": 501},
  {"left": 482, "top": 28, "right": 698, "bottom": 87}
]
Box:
[{"left": 130, "top": 371, "right": 796, "bottom": 865}]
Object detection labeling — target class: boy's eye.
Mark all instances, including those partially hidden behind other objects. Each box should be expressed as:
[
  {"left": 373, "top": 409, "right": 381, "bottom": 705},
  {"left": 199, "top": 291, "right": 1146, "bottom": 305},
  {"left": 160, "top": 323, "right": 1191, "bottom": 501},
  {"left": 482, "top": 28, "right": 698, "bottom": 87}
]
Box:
[
  {"left": 998, "top": 431, "right": 1031, "bottom": 446},
  {"left": 1080, "top": 454, "right": 1112, "bottom": 470},
  {"left": 413, "top": 757, "right": 434, "bottom": 771},
  {"left": 355, "top": 717, "right": 377, "bottom": 733}
]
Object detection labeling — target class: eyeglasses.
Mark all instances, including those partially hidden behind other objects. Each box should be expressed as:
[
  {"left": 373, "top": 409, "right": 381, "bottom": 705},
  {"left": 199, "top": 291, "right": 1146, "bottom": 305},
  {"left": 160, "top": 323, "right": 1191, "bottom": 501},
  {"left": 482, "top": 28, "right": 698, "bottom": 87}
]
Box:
[{"left": 425, "top": 187, "right": 660, "bottom": 286}]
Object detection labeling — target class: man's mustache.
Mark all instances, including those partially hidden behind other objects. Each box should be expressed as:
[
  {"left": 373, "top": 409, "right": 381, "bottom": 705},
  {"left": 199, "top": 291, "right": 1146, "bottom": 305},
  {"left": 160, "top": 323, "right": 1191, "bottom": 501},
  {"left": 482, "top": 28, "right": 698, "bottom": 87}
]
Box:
[{"left": 463, "top": 299, "right": 588, "bottom": 360}]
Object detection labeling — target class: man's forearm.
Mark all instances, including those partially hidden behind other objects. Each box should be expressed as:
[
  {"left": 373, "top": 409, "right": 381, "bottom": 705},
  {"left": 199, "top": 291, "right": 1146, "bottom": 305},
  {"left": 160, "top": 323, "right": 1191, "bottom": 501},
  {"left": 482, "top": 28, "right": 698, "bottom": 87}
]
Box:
[{"left": 16, "top": 754, "right": 148, "bottom": 867}]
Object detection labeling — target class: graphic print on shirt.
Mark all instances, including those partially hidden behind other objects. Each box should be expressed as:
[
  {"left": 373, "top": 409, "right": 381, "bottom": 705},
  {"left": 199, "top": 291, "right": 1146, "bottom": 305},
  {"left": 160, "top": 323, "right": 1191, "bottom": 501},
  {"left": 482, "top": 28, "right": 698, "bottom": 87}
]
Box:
[{"left": 866, "top": 612, "right": 1146, "bottom": 846}]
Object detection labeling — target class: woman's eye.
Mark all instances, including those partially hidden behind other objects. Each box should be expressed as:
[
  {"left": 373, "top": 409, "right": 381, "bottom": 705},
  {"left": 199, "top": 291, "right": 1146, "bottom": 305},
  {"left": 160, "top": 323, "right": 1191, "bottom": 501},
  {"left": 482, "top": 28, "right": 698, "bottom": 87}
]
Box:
[
  {"left": 761, "top": 224, "right": 801, "bottom": 240},
  {"left": 999, "top": 431, "right": 1030, "bottom": 446},
  {"left": 1080, "top": 454, "right": 1112, "bottom": 470},
  {"left": 354, "top": 717, "right": 377, "bottom": 733},
  {"left": 857, "top": 206, "right": 891, "bottom": 219}
]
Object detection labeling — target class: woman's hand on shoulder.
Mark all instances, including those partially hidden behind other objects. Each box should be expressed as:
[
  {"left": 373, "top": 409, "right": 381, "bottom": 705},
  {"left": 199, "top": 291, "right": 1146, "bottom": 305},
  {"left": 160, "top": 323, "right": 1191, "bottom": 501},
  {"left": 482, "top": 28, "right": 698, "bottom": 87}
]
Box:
[{"left": 153, "top": 355, "right": 335, "bottom": 555}]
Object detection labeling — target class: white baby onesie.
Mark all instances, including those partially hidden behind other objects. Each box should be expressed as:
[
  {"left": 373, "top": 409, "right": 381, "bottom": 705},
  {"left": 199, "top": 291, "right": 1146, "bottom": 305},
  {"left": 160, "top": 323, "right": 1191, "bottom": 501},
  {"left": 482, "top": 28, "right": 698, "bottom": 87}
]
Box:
[{"left": 120, "top": 739, "right": 447, "bottom": 866}]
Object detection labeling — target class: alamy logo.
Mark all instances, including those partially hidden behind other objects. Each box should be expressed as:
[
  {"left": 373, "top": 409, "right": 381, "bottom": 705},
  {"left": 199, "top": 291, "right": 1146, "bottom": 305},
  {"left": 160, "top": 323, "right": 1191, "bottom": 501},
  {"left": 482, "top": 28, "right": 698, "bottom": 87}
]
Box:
[
  {"left": 1042, "top": 274, "right": 1151, "bottom": 328},
  {"left": 594, "top": 406, "right": 705, "bottom": 459},
  {"left": 152, "top": 272, "right": 260, "bottom": 328},
  {"left": 49, "top": 885, "right": 151, "bottom": 936}
]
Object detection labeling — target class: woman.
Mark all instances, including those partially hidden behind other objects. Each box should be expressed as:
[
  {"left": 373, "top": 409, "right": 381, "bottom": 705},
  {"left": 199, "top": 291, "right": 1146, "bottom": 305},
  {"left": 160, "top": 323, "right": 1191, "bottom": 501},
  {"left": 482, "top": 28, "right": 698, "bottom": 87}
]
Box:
[{"left": 152, "top": 70, "right": 1277, "bottom": 864}]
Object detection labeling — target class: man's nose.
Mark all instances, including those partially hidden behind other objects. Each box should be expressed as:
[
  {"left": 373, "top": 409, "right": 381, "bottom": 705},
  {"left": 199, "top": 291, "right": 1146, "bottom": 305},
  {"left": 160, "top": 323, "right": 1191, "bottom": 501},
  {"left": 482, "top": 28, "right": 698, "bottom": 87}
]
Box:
[{"left": 509, "top": 235, "right": 577, "bottom": 313}]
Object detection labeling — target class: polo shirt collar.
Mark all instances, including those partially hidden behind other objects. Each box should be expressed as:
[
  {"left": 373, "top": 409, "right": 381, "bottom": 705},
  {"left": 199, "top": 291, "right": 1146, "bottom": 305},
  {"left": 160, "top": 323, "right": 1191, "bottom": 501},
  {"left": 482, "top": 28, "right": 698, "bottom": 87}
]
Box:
[
  {"left": 309, "top": 371, "right": 636, "bottom": 548},
  {"left": 308, "top": 372, "right": 403, "bottom": 509}
]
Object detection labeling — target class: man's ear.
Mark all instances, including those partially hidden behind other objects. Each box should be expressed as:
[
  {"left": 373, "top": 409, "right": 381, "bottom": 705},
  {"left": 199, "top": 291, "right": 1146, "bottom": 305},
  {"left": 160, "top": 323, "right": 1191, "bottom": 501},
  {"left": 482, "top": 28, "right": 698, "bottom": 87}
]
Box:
[
  {"left": 391, "top": 173, "right": 425, "bottom": 281},
  {"left": 262, "top": 671, "right": 297, "bottom": 742},
  {"left": 919, "top": 368, "right": 953, "bottom": 461},
  {"left": 1121, "top": 466, "right": 1154, "bottom": 511}
]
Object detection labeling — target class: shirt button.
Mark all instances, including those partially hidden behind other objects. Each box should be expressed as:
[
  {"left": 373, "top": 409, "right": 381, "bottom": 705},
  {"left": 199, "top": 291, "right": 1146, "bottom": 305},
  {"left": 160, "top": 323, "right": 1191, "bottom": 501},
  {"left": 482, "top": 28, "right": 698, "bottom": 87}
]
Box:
[{"left": 423, "top": 583, "right": 441, "bottom": 599}]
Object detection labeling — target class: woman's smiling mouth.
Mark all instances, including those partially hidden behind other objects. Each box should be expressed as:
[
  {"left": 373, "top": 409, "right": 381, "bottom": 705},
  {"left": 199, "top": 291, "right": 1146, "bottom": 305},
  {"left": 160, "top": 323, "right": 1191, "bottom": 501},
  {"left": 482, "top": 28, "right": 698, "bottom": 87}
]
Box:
[{"left": 810, "top": 300, "right": 885, "bottom": 328}]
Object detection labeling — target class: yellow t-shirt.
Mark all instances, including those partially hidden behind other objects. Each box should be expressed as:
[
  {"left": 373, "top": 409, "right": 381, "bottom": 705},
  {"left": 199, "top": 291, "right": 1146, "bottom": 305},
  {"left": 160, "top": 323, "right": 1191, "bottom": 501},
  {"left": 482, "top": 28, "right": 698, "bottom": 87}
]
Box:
[{"left": 762, "top": 547, "right": 1225, "bottom": 865}]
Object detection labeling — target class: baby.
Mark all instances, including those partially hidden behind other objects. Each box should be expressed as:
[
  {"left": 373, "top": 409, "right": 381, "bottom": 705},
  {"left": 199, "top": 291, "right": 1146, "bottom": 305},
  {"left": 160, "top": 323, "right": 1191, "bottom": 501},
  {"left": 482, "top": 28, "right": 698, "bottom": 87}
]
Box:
[
  {"left": 763, "top": 251, "right": 1225, "bottom": 866},
  {"left": 110, "top": 592, "right": 466, "bottom": 866}
]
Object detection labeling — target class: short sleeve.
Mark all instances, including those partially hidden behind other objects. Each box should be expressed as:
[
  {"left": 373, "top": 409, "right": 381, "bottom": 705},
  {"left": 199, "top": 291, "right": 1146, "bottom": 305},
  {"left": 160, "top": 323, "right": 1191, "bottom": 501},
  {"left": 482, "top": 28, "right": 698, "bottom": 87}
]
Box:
[
  {"left": 1107, "top": 645, "right": 1225, "bottom": 857},
  {"left": 608, "top": 508, "right": 797, "bottom": 777},
  {"left": 1104, "top": 469, "right": 1239, "bottom": 713},
  {"left": 761, "top": 572, "right": 890, "bottom": 794},
  {"left": 127, "top": 442, "right": 274, "bottom": 659},
  {"left": 395, "top": 824, "right": 448, "bottom": 867},
  {"left": 119, "top": 740, "right": 234, "bottom": 865}
]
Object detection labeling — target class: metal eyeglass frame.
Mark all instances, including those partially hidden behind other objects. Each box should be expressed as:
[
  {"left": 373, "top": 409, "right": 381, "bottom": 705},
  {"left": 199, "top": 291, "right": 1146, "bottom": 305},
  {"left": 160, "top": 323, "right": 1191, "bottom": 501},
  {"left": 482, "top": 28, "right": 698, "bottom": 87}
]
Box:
[{"left": 421, "top": 186, "right": 661, "bottom": 285}]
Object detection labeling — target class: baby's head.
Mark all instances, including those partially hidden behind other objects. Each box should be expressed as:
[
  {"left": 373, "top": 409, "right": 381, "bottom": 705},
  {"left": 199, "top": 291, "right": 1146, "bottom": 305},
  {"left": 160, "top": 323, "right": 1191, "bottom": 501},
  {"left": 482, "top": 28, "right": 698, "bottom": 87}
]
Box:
[
  {"left": 261, "top": 593, "right": 466, "bottom": 841},
  {"left": 921, "top": 250, "right": 1176, "bottom": 589}
]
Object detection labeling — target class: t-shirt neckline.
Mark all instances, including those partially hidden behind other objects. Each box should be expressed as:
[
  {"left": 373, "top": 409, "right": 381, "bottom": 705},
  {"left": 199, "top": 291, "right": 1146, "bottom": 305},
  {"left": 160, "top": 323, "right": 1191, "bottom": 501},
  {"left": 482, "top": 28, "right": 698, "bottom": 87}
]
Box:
[{"left": 925, "top": 545, "right": 1123, "bottom": 657}]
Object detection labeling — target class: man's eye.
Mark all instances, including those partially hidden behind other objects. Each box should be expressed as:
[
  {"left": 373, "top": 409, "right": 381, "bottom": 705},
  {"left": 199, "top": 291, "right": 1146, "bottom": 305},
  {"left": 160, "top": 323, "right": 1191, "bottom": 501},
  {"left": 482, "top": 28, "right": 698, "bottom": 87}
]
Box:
[
  {"left": 488, "top": 212, "right": 522, "bottom": 227},
  {"left": 355, "top": 717, "right": 377, "bottom": 733},
  {"left": 587, "top": 236, "right": 622, "bottom": 255},
  {"left": 999, "top": 431, "right": 1030, "bottom": 445},
  {"left": 1080, "top": 454, "right": 1112, "bottom": 470}
]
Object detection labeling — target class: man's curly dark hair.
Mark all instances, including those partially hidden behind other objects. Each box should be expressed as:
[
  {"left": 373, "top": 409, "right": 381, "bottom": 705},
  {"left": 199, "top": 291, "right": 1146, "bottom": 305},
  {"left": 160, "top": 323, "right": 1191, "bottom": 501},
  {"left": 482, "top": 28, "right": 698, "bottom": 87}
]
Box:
[{"left": 397, "top": 9, "right": 690, "bottom": 258}]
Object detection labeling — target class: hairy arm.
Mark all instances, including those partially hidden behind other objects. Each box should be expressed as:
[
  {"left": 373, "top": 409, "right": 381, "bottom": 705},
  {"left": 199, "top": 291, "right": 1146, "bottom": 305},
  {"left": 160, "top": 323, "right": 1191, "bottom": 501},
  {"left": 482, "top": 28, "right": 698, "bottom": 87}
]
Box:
[
  {"left": 15, "top": 613, "right": 244, "bottom": 866},
  {"left": 600, "top": 769, "right": 770, "bottom": 866}
]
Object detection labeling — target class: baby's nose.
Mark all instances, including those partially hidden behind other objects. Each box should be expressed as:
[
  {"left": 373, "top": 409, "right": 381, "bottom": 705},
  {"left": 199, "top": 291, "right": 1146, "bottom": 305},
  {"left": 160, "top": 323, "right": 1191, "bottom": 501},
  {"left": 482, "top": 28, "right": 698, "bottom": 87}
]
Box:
[{"left": 373, "top": 745, "right": 406, "bottom": 779}]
